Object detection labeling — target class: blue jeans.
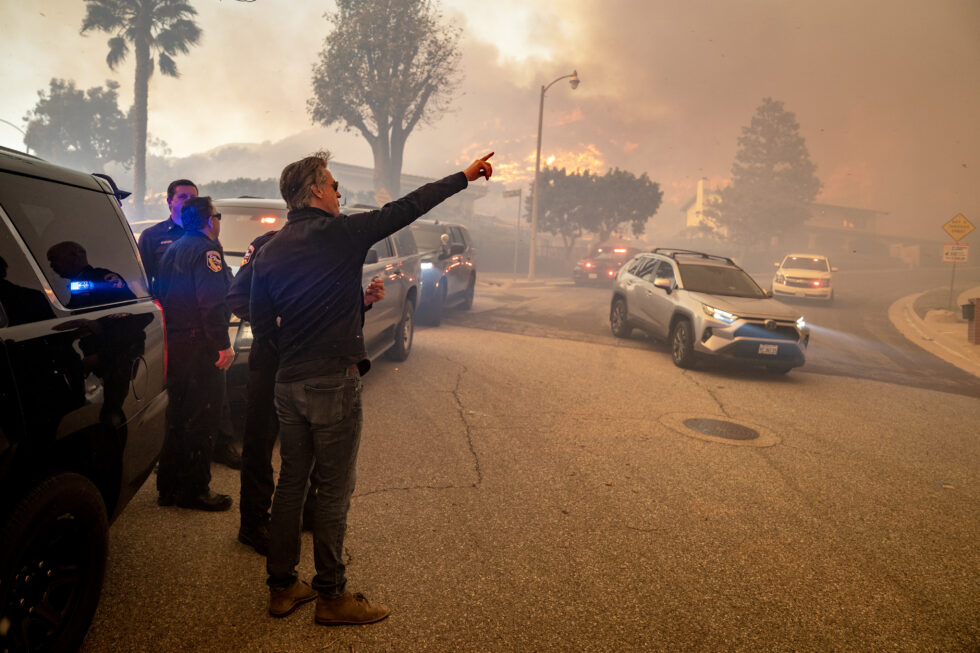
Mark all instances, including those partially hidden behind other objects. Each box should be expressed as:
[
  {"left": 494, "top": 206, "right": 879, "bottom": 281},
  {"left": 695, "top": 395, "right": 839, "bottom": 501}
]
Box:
[{"left": 266, "top": 369, "right": 363, "bottom": 599}]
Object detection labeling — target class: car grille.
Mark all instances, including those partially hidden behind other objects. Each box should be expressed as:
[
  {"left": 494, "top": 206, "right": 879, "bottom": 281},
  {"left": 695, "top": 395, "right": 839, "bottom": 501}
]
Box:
[
  {"left": 784, "top": 276, "right": 828, "bottom": 288},
  {"left": 733, "top": 322, "right": 800, "bottom": 341},
  {"left": 728, "top": 341, "right": 803, "bottom": 361}
]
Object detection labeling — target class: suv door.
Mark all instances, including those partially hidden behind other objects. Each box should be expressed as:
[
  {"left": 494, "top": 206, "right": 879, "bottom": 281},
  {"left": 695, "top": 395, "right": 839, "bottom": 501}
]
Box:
[
  {"left": 642, "top": 260, "right": 678, "bottom": 338},
  {"left": 446, "top": 226, "right": 471, "bottom": 300}
]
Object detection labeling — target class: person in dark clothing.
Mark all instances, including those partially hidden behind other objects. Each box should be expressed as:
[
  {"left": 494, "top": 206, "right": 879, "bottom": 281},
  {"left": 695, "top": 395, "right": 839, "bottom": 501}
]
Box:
[
  {"left": 0, "top": 255, "right": 54, "bottom": 326},
  {"left": 137, "top": 179, "right": 197, "bottom": 293},
  {"left": 155, "top": 196, "right": 236, "bottom": 512},
  {"left": 228, "top": 230, "right": 384, "bottom": 556},
  {"left": 138, "top": 178, "right": 242, "bottom": 469},
  {"left": 251, "top": 149, "right": 492, "bottom": 625},
  {"left": 46, "top": 241, "right": 136, "bottom": 308}
]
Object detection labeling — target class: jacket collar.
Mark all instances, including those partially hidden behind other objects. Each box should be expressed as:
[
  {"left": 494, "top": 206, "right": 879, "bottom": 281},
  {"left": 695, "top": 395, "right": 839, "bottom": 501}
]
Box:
[{"left": 286, "top": 206, "right": 336, "bottom": 223}]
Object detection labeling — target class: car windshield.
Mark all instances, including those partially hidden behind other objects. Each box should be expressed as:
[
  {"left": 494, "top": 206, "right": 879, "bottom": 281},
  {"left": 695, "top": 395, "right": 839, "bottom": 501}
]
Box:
[
  {"left": 678, "top": 263, "right": 767, "bottom": 298},
  {"left": 783, "top": 256, "right": 829, "bottom": 271},
  {"left": 411, "top": 224, "right": 449, "bottom": 251},
  {"left": 214, "top": 205, "right": 284, "bottom": 254}
]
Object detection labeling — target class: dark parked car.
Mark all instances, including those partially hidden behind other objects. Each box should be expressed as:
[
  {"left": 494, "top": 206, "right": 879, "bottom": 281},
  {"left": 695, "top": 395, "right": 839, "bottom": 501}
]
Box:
[
  {"left": 409, "top": 219, "right": 476, "bottom": 325},
  {"left": 609, "top": 248, "right": 810, "bottom": 373},
  {"left": 212, "top": 198, "right": 422, "bottom": 385},
  {"left": 0, "top": 147, "right": 168, "bottom": 652},
  {"left": 572, "top": 245, "right": 639, "bottom": 285}
]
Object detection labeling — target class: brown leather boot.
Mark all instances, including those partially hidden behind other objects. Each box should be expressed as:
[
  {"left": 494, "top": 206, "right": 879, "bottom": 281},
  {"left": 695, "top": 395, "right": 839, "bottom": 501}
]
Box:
[
  {"left": 314, "top": 591, "right": 390, "bottom": 626},
  {"left": 268, "top": 580, "right": 318, "bottom": 617}
]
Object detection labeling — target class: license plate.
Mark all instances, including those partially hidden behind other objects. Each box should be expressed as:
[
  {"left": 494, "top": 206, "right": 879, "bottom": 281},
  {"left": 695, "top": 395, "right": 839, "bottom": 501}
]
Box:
[
  {"left": 758, "top": 344, "right": 778, "bottom": 355},
  {"left": 588, "top": 273, "right": 597, "bottom": 279}
]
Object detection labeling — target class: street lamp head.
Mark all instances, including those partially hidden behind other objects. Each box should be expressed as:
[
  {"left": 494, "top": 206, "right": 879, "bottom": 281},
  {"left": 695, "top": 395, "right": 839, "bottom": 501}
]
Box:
[{"left": 569, "top": 70, "right": 580, "bottom": 90}]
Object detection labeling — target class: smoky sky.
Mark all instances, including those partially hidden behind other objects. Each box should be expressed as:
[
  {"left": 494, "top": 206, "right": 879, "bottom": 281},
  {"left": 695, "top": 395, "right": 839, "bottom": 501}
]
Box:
[{"left": 1, "top": 0, "right": 978, "bottom": 238}]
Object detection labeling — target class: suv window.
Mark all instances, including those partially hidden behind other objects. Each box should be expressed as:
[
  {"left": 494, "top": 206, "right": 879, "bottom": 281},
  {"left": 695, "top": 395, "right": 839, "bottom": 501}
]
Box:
[
  {"left": 449, "top": 226, "right": 467, "bottom": 247},
  {"left": 0, "top": 226, "right": 55, "bottom": 326},
  {"left": 654, "top": 260, "right": 676, "bottom": 284},
  {"left": 677, "top": 262, "right": 766, "bottom": 298},
  {"left": 370, "top": 237, "right": 393, "bottom": 259},
  {"left": 0, "top": 172, "right": 147, "bottom": 309},
  {"left": 392, "top": 226, "right": 418, "bottom": 256},
  {"left": 410, "top": 223, "right": 449, "bottom": 251},
  {"left": 635, "top": 256, "right": 660, "bottom": 281}
]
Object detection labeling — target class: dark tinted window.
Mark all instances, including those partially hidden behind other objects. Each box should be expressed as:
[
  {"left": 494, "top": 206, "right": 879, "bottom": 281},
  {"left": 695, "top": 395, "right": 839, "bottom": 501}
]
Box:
[
  {"left": 370, "top": 237, "right": 393, "bottom": 259},
  {"left": 654, "top": 261, "right": 676, "bottom": 283},
  {"left": 392, "top": 226, "right": 418, "bottom": 256},
  {"left": 0, "top": 172, "right": 147, "bottom": 309},
  {"left": 449, "top": 226, "right": 466, "bottom": 247},
  {"left": 0, "top": 224, "right": 55, "bottom": 326},
  {"left": 678, "top": 263, "right": 766, "bottom": 298}
]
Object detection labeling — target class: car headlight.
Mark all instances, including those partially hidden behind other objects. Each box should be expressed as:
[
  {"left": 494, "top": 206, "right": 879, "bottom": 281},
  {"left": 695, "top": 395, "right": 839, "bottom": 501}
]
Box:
[
  {"left": 421, "top": 261, "right": 434, "bottom": 270},
  {"left": 796, "top": 316, "right": 806, "bottom": 329},
  {"left": 702, "top": 303, "right": 737, "bottom": 324}
]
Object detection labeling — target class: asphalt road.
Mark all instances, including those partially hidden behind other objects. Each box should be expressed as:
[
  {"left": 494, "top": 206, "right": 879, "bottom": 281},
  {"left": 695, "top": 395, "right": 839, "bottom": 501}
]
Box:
[
  {"left": 81, "top": 270, "right": 979, "bottom": 652},
  {"left": 447, "top": 267, "right": 980, "bottom": 398}
]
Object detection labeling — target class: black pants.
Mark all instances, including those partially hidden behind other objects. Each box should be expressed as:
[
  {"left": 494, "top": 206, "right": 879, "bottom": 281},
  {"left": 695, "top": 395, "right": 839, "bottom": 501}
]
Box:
[
  {"left": 157, "top": 339, "right": 222, "bottom": 500},
  {"left": 239, "top": 338, "right": 279, "bottom": 529}
]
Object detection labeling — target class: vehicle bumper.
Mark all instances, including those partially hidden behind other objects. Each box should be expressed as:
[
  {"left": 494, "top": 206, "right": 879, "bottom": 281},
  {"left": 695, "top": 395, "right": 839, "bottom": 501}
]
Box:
[
  {"left": 772, "top": 282, "right": 832, "bottom": 299},
  {"left": 693, "top": 319, "right": 809, "bottom": 368}
]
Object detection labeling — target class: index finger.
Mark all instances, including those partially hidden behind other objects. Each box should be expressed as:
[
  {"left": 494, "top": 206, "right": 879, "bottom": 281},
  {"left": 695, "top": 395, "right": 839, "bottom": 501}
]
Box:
[{"left": 480, "top": 151, "right": 494, "bottom": 162}]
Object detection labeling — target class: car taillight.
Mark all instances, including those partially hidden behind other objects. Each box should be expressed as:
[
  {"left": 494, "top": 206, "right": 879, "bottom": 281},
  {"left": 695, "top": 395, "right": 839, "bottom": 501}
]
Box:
[
  {"left": 613, "top": 248, "right": 627, "bottom": 254},
  {"left": 607, "top": 269, "right": 616, "bottom": 277},
  {"left": 154, "top": 298, "right": 167, "bottom": 378},
  {"left": 584, "top": 261, "right": 593, "bottom": 268},
  {"left": 260, "top": 216, "right": 277, "bottom": 225}
]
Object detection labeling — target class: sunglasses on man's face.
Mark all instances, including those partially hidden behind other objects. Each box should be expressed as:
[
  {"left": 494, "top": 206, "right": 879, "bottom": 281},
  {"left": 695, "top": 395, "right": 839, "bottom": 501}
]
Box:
[
  {"left": 210, "top": 213, "right": 221, "bottom": 220},
  {"left": 331, "top": 180, "right": 339, "bottom": 192}
]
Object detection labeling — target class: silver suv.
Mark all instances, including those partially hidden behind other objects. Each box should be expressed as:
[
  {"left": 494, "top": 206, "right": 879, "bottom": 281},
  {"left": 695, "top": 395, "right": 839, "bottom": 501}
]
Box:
[{"left": 609, "top": 249, "right": 810, "bottom": 373}]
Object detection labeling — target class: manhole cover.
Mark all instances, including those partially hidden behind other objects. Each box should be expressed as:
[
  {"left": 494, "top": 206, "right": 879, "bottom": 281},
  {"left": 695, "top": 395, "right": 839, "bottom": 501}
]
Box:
[
  {"left": 683, "top": 418, "right": 759, "bottom": 441},
  {"left": 659, "top": 413, "right": 779, "bottom": 447}
]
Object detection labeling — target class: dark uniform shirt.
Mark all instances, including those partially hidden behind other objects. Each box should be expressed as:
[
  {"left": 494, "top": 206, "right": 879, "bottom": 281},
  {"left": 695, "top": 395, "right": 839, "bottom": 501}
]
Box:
[
  {"left": 156, "top": 231, "right": 231, "bottom": 353},
  {"left": 66, "top": 265, "right": 136, "bottom": 308},
  {"left": 137, "top": 218, "right": 184, "bottom": 294},
  {"left": 250, "top": 172, "right": 467, "bottom": 383}
]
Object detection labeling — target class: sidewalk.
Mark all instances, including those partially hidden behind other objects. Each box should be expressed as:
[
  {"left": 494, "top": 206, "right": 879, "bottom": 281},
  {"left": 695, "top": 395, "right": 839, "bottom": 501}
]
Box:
[{"left": 887, "top": 286, "right": 980, "bottom": 379}]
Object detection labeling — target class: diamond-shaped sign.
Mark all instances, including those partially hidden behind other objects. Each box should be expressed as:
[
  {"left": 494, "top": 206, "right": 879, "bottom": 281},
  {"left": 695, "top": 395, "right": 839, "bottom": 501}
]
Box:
[{"left": 943, "top": 213, "right": 974, "bottom": 241}]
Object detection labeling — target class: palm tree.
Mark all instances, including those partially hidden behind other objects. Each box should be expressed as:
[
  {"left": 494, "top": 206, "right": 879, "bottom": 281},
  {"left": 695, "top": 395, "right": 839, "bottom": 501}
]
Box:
[{"left": 81, "top": 0, "right": 201, "bottom": 217}]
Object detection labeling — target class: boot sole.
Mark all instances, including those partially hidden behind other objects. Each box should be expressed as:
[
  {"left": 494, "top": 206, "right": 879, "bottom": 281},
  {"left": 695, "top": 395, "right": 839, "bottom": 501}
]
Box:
[
  {"left": 268, "top": 593, "right": 317, "bottom": 618},
  {"left": 315, "top": 611, "right": 390, "bottom": 626}
]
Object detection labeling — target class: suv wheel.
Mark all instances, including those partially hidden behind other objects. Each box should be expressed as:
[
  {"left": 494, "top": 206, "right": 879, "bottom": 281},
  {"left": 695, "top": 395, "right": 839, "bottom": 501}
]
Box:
[
  {"left": 609, "top": 298, "right": 632, "bottom": 338},
  {"left": 0, "top": 473, "right": 108, "bottom": 653},
  {"left": 386, "top": 300, "right": 415, "bottom": 361},
  {"left": 459, "top": 275, "right": 475, "bottom": 311},
  {"left": 670, "top": 319, "right": 696, "bottom": 368}
]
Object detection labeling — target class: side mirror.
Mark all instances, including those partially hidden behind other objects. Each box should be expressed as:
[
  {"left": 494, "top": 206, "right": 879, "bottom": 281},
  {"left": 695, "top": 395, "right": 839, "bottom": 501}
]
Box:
[
  {"left": 653, "top": 278, "right": 672, "bottom": 293},
  {"left": 773, "top": 262, "right": 780, "bottom": 268},
  {"left": 364, "top": 249, "right": 379, "bottom": 265},
  {"left": 831, "top": 266, "right": 839, "bottom": 272}
]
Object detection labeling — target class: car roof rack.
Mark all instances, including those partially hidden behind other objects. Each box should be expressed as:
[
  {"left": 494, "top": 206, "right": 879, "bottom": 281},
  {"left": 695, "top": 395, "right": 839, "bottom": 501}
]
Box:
[{"left": 650, "top": 248, "right": 736, "bottom": 266}]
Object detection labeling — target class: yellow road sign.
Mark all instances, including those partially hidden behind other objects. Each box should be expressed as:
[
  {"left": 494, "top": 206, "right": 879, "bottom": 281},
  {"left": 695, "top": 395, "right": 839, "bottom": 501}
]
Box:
[{"left": 943, "top": 213, "right": 974, "bottom": 241}]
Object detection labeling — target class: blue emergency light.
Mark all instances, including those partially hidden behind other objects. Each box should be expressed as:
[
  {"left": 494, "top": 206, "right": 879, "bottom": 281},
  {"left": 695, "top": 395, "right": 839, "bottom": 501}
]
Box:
[{"left": 70, "top": 280, "right": 95, "bottom": 293}]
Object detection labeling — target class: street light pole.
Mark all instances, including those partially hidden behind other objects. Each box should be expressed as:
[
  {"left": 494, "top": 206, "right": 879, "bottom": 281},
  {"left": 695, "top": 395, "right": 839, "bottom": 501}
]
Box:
[{"left": 528, "top": 70, "right": 580, "bottom": 281}]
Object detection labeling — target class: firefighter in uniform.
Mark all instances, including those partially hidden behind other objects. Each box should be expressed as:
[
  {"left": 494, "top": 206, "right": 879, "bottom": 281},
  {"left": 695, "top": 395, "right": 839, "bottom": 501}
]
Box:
[
  {"left": 137, "top": 178, "right": 197, "bottom": 293},
  {"left": 155, "top": 196, "right": 235, "bottom": 511}
]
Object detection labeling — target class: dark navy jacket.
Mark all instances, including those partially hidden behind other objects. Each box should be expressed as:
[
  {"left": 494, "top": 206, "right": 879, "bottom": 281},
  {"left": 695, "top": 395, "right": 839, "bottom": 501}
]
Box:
[
  {"left": 156, "top": 231, "right": 231, "bottom": 353},
  {"left": 137, "top": 218, "right": 184, "bottom": 294},
  {"left": 250, "top": 172, "right": 467, "bottom": 382}
]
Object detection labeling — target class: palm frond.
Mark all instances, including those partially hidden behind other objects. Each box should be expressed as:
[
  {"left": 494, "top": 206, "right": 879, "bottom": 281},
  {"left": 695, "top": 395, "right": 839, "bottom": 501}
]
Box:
[
  {"left": 157, "top": 19, "right": 202, "bottom": 54},
  {"left": 158, "top": 52, "right": 178, "bottom": 77},
  {"left": 80, "top": 1, "right": 124, "bottom": 34},
  {"left": 106, "top": 36, "right": 129, "bottom": 70}
]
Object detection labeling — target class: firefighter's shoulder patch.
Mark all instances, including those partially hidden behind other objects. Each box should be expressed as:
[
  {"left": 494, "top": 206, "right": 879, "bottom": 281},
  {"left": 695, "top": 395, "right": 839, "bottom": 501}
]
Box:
[
  {"left": 206, "top": 250, "right": 222, "bottom": 272},
  {"left": 241, "top": 244, "right": 255, "bottom": 267}
]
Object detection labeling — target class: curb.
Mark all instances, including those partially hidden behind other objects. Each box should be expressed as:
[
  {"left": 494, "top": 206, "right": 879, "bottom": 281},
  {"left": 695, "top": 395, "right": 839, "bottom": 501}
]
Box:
[{"left": 888, "top": 292, "right": 980, "bottom": 379}]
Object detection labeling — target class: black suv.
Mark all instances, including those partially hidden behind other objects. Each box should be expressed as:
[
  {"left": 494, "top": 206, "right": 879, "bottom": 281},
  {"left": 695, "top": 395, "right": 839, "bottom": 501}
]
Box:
[
  {"left": 0, "top": 148, "right": 168, "bottom": 651},
  {"left": 409, "top": 220, "right": 476, "bottom": 325},
  {"left": 211, "top": 198, "right": 423, "bottom": 386}
]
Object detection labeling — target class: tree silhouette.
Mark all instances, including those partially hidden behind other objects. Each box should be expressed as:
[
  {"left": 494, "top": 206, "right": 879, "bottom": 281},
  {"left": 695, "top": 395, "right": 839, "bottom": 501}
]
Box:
[
  {"left": 308, "top": 0, "right": 462, "bottom": 196},
  {"left": 81, "top": 0, "right": 201, "bottom": 217},
  {"left": 526, "top": 166, "right": 662, "bottom": 257},
  {"left": 710, "top": 98, "right": 821, "bottom": 245},
  {"left": 24, "top": 78, "right": 133, "bottom": 172}
]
